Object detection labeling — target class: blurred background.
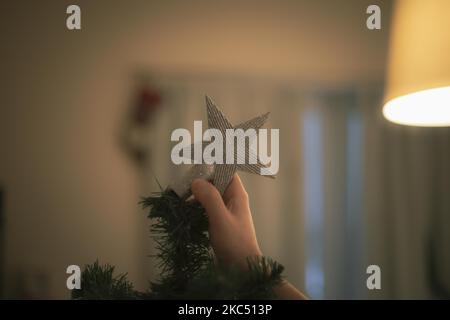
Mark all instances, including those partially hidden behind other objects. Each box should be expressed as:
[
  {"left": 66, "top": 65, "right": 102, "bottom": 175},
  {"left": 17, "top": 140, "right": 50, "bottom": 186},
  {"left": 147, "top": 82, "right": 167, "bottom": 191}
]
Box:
[{"left": 0, "top": 0, "right": 449, "bottom": 299}]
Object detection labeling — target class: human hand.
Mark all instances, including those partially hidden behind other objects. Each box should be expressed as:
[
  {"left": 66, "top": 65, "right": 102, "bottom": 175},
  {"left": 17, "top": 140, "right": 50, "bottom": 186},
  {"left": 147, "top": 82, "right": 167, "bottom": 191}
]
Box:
[
  {"left": 191, "top": 174, "right": 262, "bottom": 269},
  {"left": 191, "top": 175, "right": 308, "bottom": 299}
]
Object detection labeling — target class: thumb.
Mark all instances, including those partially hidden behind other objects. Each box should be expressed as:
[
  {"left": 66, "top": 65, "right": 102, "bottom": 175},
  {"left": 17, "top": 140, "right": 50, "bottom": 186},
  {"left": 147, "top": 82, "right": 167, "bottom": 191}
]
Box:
[{"left": 191, "top": 179, "right": 228, "bottom": 223}]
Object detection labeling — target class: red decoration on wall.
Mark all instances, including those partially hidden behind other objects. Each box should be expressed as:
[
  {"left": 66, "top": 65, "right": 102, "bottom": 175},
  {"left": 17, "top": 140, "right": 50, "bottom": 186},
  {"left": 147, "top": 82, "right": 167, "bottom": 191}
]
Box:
[
  {"left": 133, "top": 88, "right": 161, "bottom": 125},
  {"left": 121, "top": 86, "right": 163, "bottom": 166}
]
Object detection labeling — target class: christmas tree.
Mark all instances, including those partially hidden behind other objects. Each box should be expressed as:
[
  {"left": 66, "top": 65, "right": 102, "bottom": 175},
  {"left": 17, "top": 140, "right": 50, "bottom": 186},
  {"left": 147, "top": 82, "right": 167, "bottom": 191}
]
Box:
[{"left": 72, "top": 97, "right": 284, "bottom": 299}]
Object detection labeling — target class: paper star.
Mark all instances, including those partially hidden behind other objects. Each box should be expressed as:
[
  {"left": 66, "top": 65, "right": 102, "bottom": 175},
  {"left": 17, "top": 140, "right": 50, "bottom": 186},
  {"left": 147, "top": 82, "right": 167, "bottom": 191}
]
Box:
[{"left": 185, "top": 96, "right": 274, "bottom": 194}]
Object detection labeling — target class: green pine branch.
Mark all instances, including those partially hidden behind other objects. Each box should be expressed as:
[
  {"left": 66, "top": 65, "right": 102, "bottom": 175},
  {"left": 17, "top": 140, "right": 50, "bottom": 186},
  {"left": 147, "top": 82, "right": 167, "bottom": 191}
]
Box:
[
  {"left": 74, "top": 189, "right": 284, "bottom": 300},
  {"left": 71, "top": 261, "right": 139, "bottom": 300}
]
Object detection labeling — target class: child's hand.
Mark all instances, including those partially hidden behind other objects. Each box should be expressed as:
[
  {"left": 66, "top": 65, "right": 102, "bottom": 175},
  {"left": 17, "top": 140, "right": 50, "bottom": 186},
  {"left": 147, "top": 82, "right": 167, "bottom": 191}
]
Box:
[
  {"left": 192, "top": 174, "right": 308, "bottom": 299},
  {"left": 191, "top": 174, "right": 262, "bottom": 269}
]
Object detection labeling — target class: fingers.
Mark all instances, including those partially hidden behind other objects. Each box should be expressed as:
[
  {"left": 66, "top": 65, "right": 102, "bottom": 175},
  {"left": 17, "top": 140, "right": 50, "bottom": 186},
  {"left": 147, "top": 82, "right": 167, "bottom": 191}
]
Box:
[
  {"left": 191, "top": 179, "right": 229, "bottom": 223},
  {"left": 223, "top": 174, "right": 248, "bottom": 203}
]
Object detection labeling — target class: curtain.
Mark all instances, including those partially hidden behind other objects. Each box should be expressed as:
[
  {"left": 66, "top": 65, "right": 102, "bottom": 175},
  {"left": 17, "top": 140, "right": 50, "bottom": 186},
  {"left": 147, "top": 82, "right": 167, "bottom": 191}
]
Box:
[
  {"left": 363, "top": 91, "right": 450, "bottom": 299},
  {"left": 137, "top": 72, "right": 450, "bottom": 299}
]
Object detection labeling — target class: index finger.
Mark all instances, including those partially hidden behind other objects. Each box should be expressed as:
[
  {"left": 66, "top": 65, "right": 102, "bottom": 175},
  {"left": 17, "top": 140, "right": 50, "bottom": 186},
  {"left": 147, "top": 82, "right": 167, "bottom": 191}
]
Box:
[{"left": 223, "top": 174, "right": 248, "bottom": 203}]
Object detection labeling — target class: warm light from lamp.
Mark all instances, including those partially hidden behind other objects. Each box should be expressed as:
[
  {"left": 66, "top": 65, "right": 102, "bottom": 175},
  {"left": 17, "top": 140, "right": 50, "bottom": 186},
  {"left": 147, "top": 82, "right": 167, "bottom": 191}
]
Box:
[
  {"left": 383, "top": 0, "right": 450, "bottom": 127},
  {"left": 383, "top": 86, "right": 450, "bottom": 126}
]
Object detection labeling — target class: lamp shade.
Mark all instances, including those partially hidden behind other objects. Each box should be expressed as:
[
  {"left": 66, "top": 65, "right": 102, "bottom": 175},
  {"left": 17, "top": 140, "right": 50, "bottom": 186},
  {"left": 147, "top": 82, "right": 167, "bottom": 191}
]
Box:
[{"left": 383, "top": 0, "right": 450, "bottom": 126}]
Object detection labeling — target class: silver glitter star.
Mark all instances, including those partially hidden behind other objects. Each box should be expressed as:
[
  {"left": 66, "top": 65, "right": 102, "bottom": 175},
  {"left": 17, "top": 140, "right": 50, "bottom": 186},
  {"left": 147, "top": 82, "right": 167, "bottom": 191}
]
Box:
[{"left": 172, "top": 96, "right": 274, "bottom": 196}]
